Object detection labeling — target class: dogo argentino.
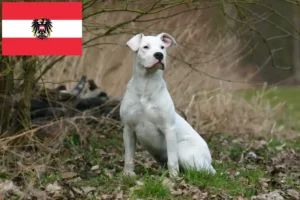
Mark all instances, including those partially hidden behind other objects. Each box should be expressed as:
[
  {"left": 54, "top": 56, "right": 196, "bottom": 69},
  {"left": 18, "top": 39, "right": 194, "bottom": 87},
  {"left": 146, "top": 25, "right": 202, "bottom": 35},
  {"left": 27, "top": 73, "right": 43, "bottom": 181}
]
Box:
[{"left": 120, "top": 33, "right": 216, "bottom": 177}]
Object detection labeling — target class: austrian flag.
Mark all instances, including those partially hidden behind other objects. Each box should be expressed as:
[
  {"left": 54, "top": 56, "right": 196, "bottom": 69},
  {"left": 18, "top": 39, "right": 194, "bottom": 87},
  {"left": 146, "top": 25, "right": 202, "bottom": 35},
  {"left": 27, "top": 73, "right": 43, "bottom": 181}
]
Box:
[{"left": 2, "top": 2, "right": 82, "bottom": 56}]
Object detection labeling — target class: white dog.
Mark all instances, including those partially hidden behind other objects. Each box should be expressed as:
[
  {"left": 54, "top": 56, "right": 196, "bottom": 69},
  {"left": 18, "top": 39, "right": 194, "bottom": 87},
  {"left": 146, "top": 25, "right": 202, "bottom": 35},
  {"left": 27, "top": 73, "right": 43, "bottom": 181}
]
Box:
[{"left": 120, "top": 33, "right": 215, "bottom": 177}]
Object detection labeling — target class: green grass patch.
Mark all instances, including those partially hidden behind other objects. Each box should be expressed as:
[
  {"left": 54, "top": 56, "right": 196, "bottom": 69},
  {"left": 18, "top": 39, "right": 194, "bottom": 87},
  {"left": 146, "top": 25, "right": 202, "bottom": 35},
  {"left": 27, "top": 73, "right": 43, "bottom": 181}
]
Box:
[
  {"left": 39, "top": 173, "right": 61, "bottom": 185},
  {"left": 183, "top": 162, "right": 268, "bottom": 197},
  {"left": 267, "top": 138, "right": 300, "bottom": 152},
  {"left": 122, "top": 175, "right": 138, "bottom": 188},
  {"left": 287, "top": 139, "right": 300, "bottom": 151},
  {"left": 131, "top": 175, "right": 171, "bottom": 199},
  {"left": 239, "top": 87, "right": 300, "bottom": 131},
  {"left": 0, "top": 173, "right": 9, "bottom": 180},
  {"left": 228, "top": 142, "right": 244, "bottom": 161},
  {"left": 84, "top": 176, "right": 108, "bottom": 186}
]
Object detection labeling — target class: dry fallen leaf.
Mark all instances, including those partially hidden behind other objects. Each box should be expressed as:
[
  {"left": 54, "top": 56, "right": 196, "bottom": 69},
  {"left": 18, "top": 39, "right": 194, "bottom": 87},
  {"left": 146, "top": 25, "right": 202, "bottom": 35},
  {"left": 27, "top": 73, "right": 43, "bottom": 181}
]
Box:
[
  {"left": 162, "top": 177, "right": 174, "bottom": 189},
  {"left": 115, "top": 190, "right": 123, "bottom": 199},
  {"left": 236, "top": 196, "right": 247, "bottom": 200},
  {"left": 136, "top": 180, "right": 144, "bottom": 186},
  {"left": 171, "top": 188, "right": 183, "bottom": 195},
  {"left": 46, "top": 181, "right": 62, "bottom": 195},
  {"left": 0, "top": 180, "right": 23, "bottom": 198},
  {"left": 62, "top": 171, "right": 77, "bottom": 179},
  {"left": 71, "top": 187, "right": 83, "bottom": 195},
  {"left": 82, "top": 186, "right": 96, "bottom": 196},
  {"left": 91, "top": 165, "right": 100, "bottom": 171},
  {"left": 104, "top": 168, "right": 113, "bottom": 179},
  {"left": 287, "top": 189, "right": 299, "bottom": 200},
  {"left": 251, "top": 190, "right": 285, "bottom": 200},
  {"left": 100, "top": 194, "right": 113, "bottom": 199}
]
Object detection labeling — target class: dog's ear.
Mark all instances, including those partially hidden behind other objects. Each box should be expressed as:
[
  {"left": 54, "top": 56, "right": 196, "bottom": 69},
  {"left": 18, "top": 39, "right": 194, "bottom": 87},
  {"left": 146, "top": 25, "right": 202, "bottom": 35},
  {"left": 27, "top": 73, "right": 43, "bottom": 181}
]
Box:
[
  {"left": 157, "top": 33, "right": 177, "bottom": 48},
  {"left": 126, "top": 33, "right": 144, "bottom": 51}
]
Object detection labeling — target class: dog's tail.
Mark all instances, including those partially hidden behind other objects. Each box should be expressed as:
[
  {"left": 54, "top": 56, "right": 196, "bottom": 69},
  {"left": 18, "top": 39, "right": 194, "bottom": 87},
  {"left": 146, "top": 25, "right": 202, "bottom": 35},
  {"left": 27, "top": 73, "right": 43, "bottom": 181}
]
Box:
[{"left": 209, "top": 165, "right": 216, "bottom": 175}]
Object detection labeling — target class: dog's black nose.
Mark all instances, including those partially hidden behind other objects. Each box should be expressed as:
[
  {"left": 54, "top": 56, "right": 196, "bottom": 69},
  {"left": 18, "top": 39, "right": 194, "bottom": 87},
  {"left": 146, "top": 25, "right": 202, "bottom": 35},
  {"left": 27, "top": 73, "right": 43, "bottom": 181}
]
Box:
[{"left": 154, "top": 52, "right": 164, "bottom": 61}]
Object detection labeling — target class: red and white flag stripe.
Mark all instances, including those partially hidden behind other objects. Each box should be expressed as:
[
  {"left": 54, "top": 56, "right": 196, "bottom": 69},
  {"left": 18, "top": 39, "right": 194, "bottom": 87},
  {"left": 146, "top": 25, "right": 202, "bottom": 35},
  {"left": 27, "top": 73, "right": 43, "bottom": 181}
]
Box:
[{"left": 2, "top": 2, "right": 82, "bottom": 56}]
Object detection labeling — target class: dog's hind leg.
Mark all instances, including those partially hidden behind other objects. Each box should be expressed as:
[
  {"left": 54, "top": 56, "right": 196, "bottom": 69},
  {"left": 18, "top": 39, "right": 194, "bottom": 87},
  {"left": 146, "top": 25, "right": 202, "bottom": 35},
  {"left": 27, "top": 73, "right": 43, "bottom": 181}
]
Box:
[{"left": 177, "top": 142, "right": 216, "bottom": 174}]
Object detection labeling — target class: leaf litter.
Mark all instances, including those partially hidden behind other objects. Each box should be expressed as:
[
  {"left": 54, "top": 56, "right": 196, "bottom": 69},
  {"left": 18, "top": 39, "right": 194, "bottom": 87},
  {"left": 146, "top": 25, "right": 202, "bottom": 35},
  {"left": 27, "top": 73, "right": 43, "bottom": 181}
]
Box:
[{"left": 0, "top": 120, "right": 299, "bottom": 200}]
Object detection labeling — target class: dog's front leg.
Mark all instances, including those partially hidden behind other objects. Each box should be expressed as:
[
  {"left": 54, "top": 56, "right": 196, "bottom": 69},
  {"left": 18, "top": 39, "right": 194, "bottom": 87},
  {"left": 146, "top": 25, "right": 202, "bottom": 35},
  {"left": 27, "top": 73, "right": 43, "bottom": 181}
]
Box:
[
  {"left": 164, "top": 125, "right": 179, "bottom": 178},
  {"left": 123, "top": 125, "right": 136, "bottom": 176}
]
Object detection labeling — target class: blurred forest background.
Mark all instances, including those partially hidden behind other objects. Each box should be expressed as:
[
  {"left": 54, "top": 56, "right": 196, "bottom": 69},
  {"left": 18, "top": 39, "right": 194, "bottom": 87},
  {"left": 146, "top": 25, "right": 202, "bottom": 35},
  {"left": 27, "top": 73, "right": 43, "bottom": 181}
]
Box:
[
  {"left": 1, "top": 0, "right": 300, "bottom": 133},
  {"left": 0, "top": 0, "right": 300, "bottom": 199},
  {"left": 1, "top": 0, "right": 300, "bottom": 134}
]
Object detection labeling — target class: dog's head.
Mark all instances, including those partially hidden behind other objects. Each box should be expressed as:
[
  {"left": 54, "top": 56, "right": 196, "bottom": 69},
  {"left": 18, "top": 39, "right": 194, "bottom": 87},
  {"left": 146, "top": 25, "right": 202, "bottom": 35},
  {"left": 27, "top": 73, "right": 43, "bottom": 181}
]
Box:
[{"left": 126, "top": 33, "right": 177, "bottom": 71}]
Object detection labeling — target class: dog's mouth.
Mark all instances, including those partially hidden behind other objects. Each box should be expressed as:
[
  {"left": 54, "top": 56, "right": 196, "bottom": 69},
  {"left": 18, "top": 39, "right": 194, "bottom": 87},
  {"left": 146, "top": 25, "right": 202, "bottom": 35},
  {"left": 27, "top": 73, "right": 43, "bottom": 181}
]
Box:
[{"left": 146, "top": 62, "right": 165, "bottom": 71}]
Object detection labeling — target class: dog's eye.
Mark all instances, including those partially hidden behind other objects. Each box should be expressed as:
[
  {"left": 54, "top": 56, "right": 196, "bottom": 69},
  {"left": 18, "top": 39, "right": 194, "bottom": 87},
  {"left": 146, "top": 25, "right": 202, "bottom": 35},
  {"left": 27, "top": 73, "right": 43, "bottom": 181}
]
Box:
[
  {"left": 161, "top": 46, "right": 164, "bottom": 49},
  {"left": 143, "top": 46, "right": 149, "bottom": 49}
]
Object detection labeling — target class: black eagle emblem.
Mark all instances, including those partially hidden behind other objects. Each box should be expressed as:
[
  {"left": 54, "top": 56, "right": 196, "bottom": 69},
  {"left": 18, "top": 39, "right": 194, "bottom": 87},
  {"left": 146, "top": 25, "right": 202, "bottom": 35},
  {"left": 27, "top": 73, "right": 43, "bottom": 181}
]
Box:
[{"left": 31, "top": 17, "right": 53, "bottom": 39}]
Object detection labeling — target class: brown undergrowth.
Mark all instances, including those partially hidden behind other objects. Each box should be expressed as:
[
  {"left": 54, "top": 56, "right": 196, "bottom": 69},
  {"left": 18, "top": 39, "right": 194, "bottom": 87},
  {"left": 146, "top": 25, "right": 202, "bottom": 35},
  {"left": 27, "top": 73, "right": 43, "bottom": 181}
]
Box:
[{"left": 1, "top": 86, "right": 298, "bottom": 199}]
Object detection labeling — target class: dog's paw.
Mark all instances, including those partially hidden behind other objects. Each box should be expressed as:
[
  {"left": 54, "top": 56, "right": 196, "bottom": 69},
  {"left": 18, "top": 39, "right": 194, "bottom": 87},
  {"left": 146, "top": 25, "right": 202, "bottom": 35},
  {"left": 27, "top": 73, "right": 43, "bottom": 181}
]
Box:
[
  {"left": 123, "top": 170, "right": 136, "bottom": 177},
  {"left": 169, "top": 170, "right": 179, "bottom": 179},
  {"left": 209, "top": 166, "right": 216, "bottom": 175},
  {"left": 168, "top": 164, "right": 179, "bottom": 179}
]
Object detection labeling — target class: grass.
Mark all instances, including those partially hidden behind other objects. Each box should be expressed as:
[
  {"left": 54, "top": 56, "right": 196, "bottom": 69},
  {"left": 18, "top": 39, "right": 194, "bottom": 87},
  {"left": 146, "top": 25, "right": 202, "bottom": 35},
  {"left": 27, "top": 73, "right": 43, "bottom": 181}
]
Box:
[
  {"left": 228, "top": 141, "right": 244, "bottom": 161},
  {"left": 239, "top": 87, "right": 300, "bottom": 131},
  {"left": 183, "top": 163, "right": 267, "bottom": 197},
  {"left": 131, "top": 175, "right": 171, "bottom": 199},
  {"left": 24, "top": 129, "right": 296, "bottom": 199},
  {"left": 1, "top": 133, "right": 298, "bottom": 199},
  {"left": 1, "top": 87, "right": 299, "bottom": 199},
  {"left": 38, "top": 174, "right": 61, "bottom": 185}
]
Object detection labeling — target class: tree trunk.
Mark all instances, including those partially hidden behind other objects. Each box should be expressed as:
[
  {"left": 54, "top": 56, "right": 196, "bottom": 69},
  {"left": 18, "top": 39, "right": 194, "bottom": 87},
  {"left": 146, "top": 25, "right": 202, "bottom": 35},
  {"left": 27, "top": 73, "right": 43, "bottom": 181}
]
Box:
[
  {"left": 0, "top": 57, "right": 14, "bottom": 134},
  {"left": 12, "top": 57, "right": 36, "bottom": 132}
]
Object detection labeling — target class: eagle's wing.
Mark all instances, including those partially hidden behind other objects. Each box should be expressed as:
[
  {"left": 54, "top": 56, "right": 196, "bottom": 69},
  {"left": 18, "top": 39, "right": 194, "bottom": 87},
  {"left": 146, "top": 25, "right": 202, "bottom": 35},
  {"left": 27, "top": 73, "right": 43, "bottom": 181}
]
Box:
[
  {"left": 44, "top": 19, "right": 53, "bottom": 36},
  {"left": 31, "top": 19, "right": 39, "bottom": 37}
]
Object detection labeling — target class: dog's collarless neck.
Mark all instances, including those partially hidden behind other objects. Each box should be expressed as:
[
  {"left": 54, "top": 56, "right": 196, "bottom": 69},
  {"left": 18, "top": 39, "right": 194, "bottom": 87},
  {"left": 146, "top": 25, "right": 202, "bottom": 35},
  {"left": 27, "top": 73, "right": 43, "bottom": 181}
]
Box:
[
  {"left": 128, "top": 82, "right": 165, "bottom": 96},
  {"left": 130, "top": 56, "right": 166, "bottom": 96},
  {"left": 129, "top": 71, "right": 165, "bottom": 96}
]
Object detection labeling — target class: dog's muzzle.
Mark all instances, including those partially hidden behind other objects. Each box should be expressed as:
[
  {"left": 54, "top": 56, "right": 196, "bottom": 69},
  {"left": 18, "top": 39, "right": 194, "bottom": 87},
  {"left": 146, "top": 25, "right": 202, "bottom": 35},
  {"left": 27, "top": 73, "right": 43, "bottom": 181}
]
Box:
[{"left": 146, "top": 62, "right": 165, "bottom": 71}]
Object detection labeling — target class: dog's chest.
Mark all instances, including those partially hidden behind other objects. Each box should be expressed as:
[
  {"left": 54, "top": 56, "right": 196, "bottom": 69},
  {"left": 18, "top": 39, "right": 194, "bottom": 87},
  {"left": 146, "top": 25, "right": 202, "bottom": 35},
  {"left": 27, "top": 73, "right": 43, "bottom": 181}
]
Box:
[{"left": 125, "top": 95, "right": 164, "bottom": 125}]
